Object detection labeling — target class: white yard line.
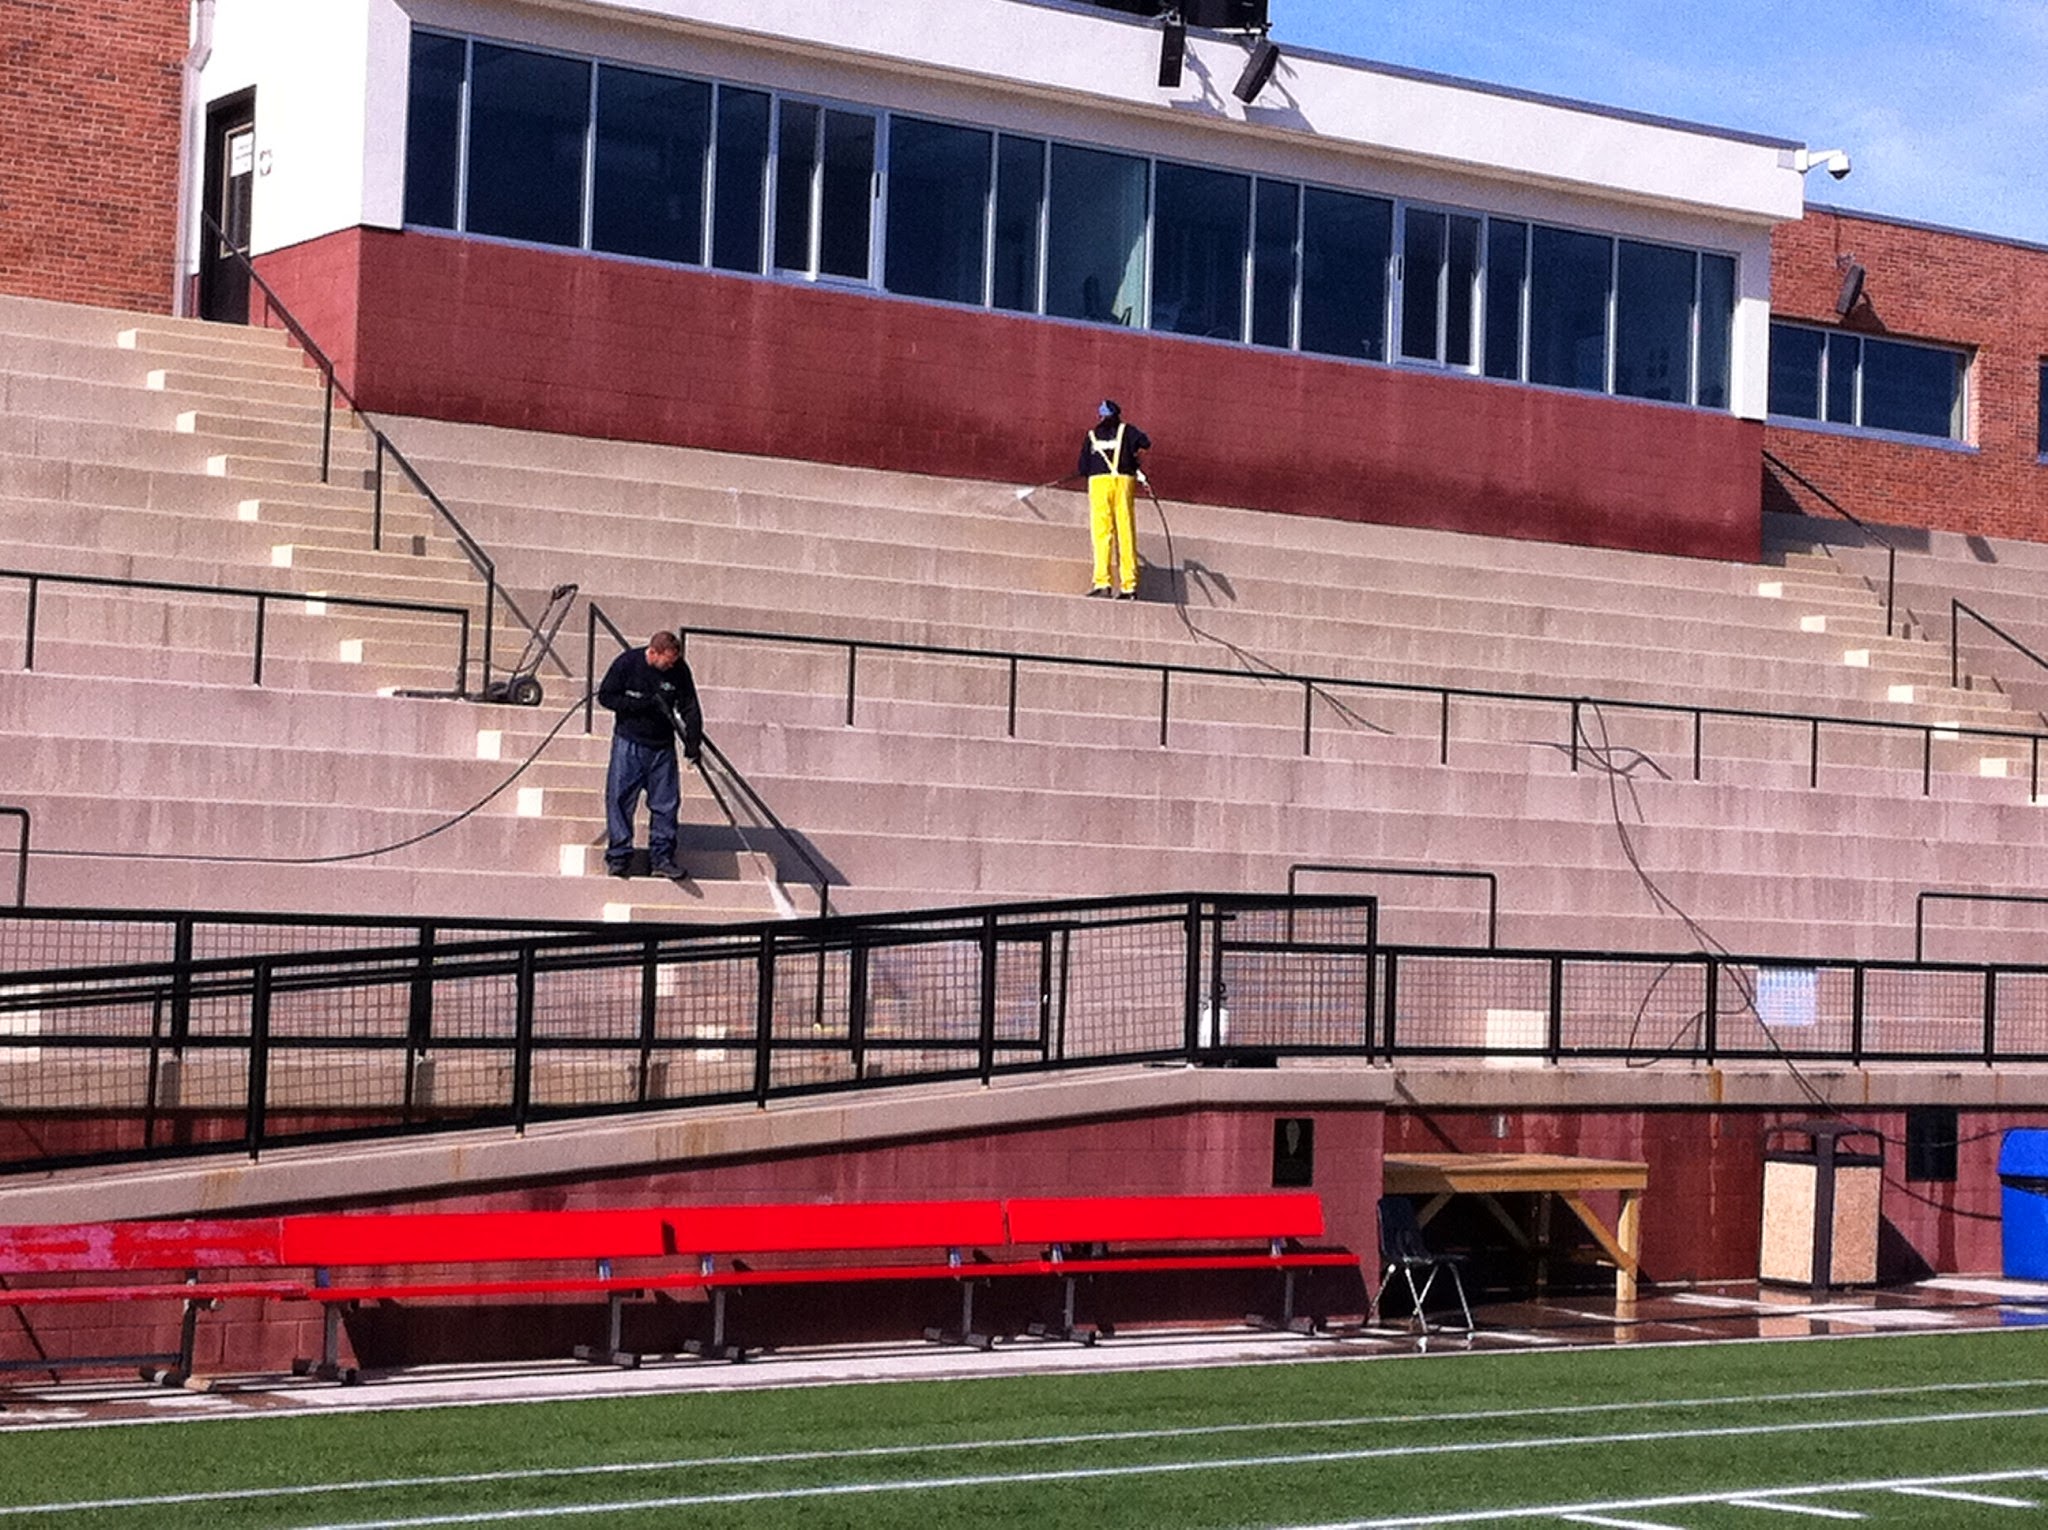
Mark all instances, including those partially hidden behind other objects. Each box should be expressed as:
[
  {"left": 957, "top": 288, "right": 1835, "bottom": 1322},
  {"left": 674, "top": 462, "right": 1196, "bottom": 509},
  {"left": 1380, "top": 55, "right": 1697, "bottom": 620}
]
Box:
[
  {"left": 272, "top": 1407, "right": 2048, "bottom": 1530},
  {"left": 9, "top": 1376, "right": 2048, "bottom": 1519},
  {"left": 1890, "top": 1483, "right": 2038, "bottom": 1507}
]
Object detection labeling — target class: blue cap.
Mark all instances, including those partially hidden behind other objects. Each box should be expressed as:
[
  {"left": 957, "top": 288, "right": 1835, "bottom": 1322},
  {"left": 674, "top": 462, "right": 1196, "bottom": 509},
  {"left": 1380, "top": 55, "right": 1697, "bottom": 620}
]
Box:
[{"left": 1098, "top": 399, "right": 1120, "bottom": 419}]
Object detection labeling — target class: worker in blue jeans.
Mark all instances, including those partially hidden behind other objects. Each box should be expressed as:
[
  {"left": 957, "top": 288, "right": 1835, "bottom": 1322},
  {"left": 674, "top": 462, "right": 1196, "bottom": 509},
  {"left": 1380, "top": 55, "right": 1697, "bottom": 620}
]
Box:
[{"left": 597, "top": 631, "right": 703, "bottom": 878}]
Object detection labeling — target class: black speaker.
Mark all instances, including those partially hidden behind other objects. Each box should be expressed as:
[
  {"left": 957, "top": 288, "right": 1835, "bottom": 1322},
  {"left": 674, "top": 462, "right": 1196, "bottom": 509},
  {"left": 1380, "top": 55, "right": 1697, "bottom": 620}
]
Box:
[
  {"left": 1158, "top": 16, "right": 1187, "bottom": 88},
  {"left": 1185, "top": 0, "right": 1267, "bottom": 28},
  {"left": 1835, "top": 260, "right": 1867, "bottom": 316},
  {"left": 1232, "top": 38, "right": 1280, "bottom": 102}
]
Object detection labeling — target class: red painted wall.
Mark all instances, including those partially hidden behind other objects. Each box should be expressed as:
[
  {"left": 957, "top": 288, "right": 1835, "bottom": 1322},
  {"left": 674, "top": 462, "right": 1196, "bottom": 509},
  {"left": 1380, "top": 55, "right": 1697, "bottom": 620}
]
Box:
[
  {"left": 255, "top": 226, "right": 1764, "bottom": 563},
  {"left": 0, "top": 0, "right": 186, "bottom": 313},
  {"left": 1767, "top": 209, "right": 2048, "bottom": 542}
]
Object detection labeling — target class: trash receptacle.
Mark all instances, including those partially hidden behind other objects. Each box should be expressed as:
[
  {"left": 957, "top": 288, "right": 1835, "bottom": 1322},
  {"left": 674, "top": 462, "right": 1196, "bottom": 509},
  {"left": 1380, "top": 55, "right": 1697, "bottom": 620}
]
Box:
[
  {"left": 1999, "top": 1129, "right": 2048, "bottom": 1280},
  {"left": 1760, "top": 1120, "right": 1882, "bottom": 1293}
]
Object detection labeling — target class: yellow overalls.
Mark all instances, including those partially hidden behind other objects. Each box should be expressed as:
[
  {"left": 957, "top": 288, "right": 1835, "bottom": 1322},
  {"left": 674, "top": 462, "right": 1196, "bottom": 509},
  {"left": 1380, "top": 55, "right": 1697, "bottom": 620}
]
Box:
[{"left": 1087, "top": 424, "right": 1138, "bottom": 596}]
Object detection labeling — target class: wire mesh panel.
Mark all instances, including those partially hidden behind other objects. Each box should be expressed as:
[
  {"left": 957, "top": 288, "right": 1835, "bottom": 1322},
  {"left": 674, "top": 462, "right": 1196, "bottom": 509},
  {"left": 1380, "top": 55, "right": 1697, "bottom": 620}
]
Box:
[
  {"left": 267, "top": 969, "right": 414, "bottom": 1041},
  {"left": 648, "top": 945, "right": 760, "bottom": 1103},
  {"left": 1994, "top": 970, "right": 2048, "bottom": 1060},
  {"left": 1560, "top": 958, "right": 1709, "bottom": 1060},
  {"left": 1213, "top": 903, "right": 1374, "bottom": 1051},
  {"left": 1862, "top": 965, "right": 1992, "bottom": 1060},
  {"left": 1045, "top": 906, "right": 1190, "bottom": 1062},
  {"left": 1388, "top": 952, "right": 1552, "bottom": 1056},
  {"left": 0, "top": 915, "right": 177, "bottom": 975},
  {"left": 1712, "top": 963, "right": 1855, "bottom": 1058},
  {"left": 767, "top": 943, "right": 857, "bottom": 1093},
  {"left": 851, "top": 926, "right": 989, "bottom": 1082}
]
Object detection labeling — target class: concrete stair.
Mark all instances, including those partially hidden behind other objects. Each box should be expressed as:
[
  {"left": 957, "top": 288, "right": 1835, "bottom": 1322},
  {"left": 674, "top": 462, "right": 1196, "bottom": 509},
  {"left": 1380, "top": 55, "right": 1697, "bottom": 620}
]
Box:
[{"left": 8, "top": 288, "right": 2048, "bottom": 961}]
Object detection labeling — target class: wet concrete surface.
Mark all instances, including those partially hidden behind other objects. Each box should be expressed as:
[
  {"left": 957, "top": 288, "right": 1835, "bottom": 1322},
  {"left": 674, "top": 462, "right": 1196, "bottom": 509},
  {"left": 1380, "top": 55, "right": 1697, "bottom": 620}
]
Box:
[{"left": 2, "top": 1276, "right": 2043, "bottom": 1430}]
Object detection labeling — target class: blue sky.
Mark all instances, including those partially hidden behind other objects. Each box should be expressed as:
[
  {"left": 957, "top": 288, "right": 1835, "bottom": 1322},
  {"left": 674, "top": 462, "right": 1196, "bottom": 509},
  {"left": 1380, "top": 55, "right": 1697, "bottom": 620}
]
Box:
[{"left": 1271, "top": 0, "right": 2048, "bottom": 248}]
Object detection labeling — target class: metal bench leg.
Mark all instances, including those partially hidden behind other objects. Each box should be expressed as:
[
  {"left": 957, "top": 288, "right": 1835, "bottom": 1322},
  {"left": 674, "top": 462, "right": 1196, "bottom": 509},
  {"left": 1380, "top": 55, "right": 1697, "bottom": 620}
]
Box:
[
  {"left": 573, "top": 1289, "right": 643, "bottom": 1369},
  {"left": 923, "top": 1279, "right": 995, "bottom": 1350},
  {"left": 290, "top": 1303, "right": 361, "bottom": 1385},
  {"left": 1025, "top": 1271, "right": 1099, "bottom": 1345},
  {"left": 685, "top": 1288, "right": 748, "bottom": 1362}
]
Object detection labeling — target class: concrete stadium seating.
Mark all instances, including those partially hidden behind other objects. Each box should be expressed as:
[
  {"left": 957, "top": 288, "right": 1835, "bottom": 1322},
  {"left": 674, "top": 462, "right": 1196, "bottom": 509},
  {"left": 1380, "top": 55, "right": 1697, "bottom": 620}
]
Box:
[{"left": 6, "top": 289, "right": 2048, "bottom": 959}]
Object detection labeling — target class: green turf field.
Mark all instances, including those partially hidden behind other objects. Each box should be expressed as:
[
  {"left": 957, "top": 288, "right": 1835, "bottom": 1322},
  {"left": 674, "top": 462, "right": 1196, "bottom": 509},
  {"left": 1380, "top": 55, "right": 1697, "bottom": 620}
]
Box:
[{"left": 7, "top": 1331, "right": 2048, "bottom": 1528}]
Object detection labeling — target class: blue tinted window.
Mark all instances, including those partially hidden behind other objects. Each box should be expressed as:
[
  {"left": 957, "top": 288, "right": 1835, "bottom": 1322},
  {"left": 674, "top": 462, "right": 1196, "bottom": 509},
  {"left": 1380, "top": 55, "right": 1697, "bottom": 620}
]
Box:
[
  {"left": 1151, "top": 162, "right": 1248, "bottom": 340},
  {"left": 1299, "top": 188, "right": 1389, "bottom": 361},
  {"left": 1483, "top": 220, "right": 1526, "bottom": 380},
  {"left": 1046, "top": 145, "right": 1146, "bottom": 325},
  {"left": 1861, "top": 337, "right": 1961, "bottom": 438},
  {"left": 592, "top": 65, "right": 709, "bottom": 264},
  {"left": 711, "top": 87, "right": 769, "bottom": 273},
  {"left": 1528, "top": 226, "right": 1611, "bottom": 391},
  {"left": 818, "top": 111, "right": 875, "bottom": 281},
  {"left": 992, "top": 136, "right": 1044, "bottom": 314},
  {"left": 466, "top": 43, "right": 589, "bottom": 248},
  {"left": 404, "top": 32, "right": 465, "bottom": 230},
  {"left": 885, "top": 117, "right": 990, "bottom": 305},
  {"left": 1768, "top": 323, "right": 1824, "bottom": 418},
  {"left": 1614, "top": 241, "right": 1694, "bottom": 403},
  {"left": 1250, "top": 179, "right": 1297, "bottom": 349},
  {"left": 1696, "top": 254, "right": 1734, "bottom": 410}
]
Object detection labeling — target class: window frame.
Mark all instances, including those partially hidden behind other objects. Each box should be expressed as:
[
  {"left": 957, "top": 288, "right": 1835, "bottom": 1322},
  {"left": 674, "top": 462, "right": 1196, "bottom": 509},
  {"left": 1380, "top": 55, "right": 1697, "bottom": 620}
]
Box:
[{"left": 1768, "top": 319, "right": 1971, "bottom": 445}]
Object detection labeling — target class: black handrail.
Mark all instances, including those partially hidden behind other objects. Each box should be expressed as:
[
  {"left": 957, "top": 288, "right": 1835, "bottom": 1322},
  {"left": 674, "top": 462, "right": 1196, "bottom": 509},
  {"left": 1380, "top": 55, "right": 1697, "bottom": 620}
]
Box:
[
  {"left": 5, "top": 565, "right": 470, "bottom": 689},
  {"left": 14, "top": 889, "right": 2048, "bottom": 1175},
  {"left": 199, "top": 211, "right": 506, "bottom": 693},
  {"left": 1763, "top": 447, "right": 1898, "bottom": 637},
  {"left": 584, "top": 600, "right": 834, "bottom": 918},
  {"left": 1287, "top": 862, "right": 1497, "bottom": 948},
  {"left": 672, "top": 619, "right": 2048, "bottom": 799},
  {"left": 1949, "top": 600, "right": 2048, "bottom": 800},
  {"left": 1914, "top": 889, "right": 2048, "bottom": 962},
  {"left": 0, "top": 807, "right": 26, "bottom": 908}
]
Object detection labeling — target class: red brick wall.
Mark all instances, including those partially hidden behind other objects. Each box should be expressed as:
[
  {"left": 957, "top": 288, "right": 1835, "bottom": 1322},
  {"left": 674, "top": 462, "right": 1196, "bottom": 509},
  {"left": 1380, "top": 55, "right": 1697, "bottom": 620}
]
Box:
[
  {"left": 0, "top": 0, "right": 188, "bottom": 313},
  {"left": 256, "top": 226, "right": 1764, "bottom": 562},
  {"left": 1767, "top": 209, "right": 2048, "bottom": 541}
]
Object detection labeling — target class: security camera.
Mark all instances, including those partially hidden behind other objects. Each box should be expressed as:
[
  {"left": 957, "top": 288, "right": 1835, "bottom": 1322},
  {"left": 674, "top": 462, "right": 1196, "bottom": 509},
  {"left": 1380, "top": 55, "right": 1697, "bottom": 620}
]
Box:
[{"left": 1794, "top": 148, "right": 1852, "bottom": 180}]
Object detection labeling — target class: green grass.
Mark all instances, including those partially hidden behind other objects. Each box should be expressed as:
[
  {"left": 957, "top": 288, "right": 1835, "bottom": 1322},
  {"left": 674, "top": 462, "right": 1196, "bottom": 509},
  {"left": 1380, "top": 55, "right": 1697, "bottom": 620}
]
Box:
[{"left": 8, "top": 1331, "right": 2048, "bottom": 1528}]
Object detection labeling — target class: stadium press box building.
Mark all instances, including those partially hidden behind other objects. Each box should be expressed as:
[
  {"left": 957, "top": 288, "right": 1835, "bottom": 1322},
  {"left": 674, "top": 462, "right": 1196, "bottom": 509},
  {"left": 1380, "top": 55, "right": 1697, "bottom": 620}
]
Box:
[{"left": 165, "top": 0, "right": 1808, "bottom": 562}]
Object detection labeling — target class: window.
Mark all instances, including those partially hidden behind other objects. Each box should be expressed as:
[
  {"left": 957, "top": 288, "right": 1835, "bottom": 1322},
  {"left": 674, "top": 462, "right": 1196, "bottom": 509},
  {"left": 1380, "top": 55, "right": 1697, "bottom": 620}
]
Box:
[
  {"left": 398, "top": 29, "right": 1747, "bottom": 419},
  {"left": 1399, "top": 208, "right": 1479, "bottom": 368},
  {"left": 710, "top": 86, "right": 770, "bottom": 273},
  {"left": 1613, "top": 240, "right": 1695, "bottom": 403},
  {"left": 1298, "top": 187, "right": 1390, "bottom": 361},
  {"left": 1483, "top": 220, "right": 1526, "bottom": 380},
  {"left": 2039, "top": 361, "right": 2048, "bottom": 456},
  {"left": 1250, "top": 179, "right": 1298, "bottom": 349},
  {"left": 465, "top": 43, "right": 590, "bottom": 248},
  {"left": 991, "top": 136, "right": 1044, "bottom": 313},
  {"left": 1528, "top": 225, "right": 1612, "bottom": 391},
  {"left": 403, "top": 32, "right": 465, "bottom": 230},
  {"left": 1697, "top": 254, "right": 1735, "bottom": 411},
  {"left": 884, "top": 117, "right": 990, "bottom": 305},
  {"left": 1046, "top": 145, "right": 1146, "bottom": 326},
  {"left": 1151, "top": 163, "right": 1248, "bottom": 340},
  {"left": 592, "top": 65, "right": 710, "bottom": 264},
  {"left": 1769, "top": 322, "right": 1965, "bottom": 441}
]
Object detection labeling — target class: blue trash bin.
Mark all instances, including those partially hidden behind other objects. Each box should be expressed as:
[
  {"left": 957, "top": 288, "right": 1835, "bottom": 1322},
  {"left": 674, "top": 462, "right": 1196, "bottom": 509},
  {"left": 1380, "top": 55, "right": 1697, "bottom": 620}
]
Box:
[{"left": 1998, "top": 1129, "right": 2048, "bottom": 1280}]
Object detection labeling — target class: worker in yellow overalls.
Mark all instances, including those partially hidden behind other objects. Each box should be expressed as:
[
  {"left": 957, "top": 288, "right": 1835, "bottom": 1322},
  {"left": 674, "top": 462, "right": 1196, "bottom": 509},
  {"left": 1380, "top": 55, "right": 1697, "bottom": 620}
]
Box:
[{"left": 1077, "top": 399, "right": 1152, "bottom": 600}]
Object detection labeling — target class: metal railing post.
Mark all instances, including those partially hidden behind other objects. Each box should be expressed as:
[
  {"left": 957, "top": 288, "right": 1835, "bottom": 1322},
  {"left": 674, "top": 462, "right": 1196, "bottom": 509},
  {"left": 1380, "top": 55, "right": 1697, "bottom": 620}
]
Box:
[
  {"left": 845, "top": 643, "right": 858, "bottom": 727},
  {"left": 1885, "top": 545, "right": 1896, "bottom": 637},
  {"left": 246, "top": 961, "right": 273, "bottom": 1159},
  {"left": 1546, "top": 955, "right": 1564, "bottom": 1062},
  {"left": 23, "top": 575, "right": 37, "bottom": 670},
  {"left": 1301, "top": 681, "right": 1314, "bottom": 756},
  {"left": 1006, "top": 656, "right": 1019, "bottom": 738},
  {"left": 1703, "top": 956, "right": 1719, "bottom": 1062},
  {"left": 320, "top": 370, "right": 334, "bottom": 484},
  {"left": 511, "top": 944, "right": 536, "bottom": 1132},
  {"left": 637, "top": 939, "right": 659, "bottom": 1104},
  {"left": 849, "top": 934, "right": 871, "bottom": 1081},
  {"left": 1985, "top": 968, "right": 1998, "bottom": 1066},
  {"left": 754, "top": 929, "right": 776, "bottom": 1106},
  {"left": 1183, "top": 899, "right": 1204, "bottom": 1059},
  {"left": 372, "top": 436, "right": 385, "bottom": 550},
  {"left": 170, "top": 917, "right": 194, "bottom": 1051},
  {"left": 1382, "top": 950, "right": 1400, "bottom": 1058},
  {"left": 252, "top": 593, "right": 267, "bottom": 685},
  {"left": 1850, "top": 963, "right": 1866, "bottom": 1064},
  {"left": 978, "top": 910, "right": 999, "bottom": 1084},
  {"left": 1159, "top": 668, "right": 1171, "bottom": 748}
]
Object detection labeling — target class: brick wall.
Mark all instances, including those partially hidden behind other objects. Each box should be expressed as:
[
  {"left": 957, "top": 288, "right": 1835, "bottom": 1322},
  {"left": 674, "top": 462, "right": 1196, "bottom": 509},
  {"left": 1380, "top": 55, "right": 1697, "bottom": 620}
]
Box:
[
  {"left": 0, "top": 0, "right": 187, "bottom": 313},
  {"left": 1767, "top": 209, "right": 2048, "bottom": 542},
  {"left": 257, "top": 226, "right": 1765, "bottom": 562}
]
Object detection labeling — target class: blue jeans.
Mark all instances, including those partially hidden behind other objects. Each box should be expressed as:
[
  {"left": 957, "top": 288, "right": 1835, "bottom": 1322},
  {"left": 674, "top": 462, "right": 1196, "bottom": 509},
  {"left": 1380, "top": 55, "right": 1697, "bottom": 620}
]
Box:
[{"left": 605, "top": 734, "right": 678, "bottom": 868}]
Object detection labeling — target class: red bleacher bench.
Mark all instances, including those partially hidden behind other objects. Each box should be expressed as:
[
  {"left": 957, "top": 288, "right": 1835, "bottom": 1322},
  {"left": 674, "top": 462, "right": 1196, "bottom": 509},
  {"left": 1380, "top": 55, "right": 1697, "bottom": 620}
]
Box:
[
  {"left": 1003, "top": 1193, "right": 1357, "bottom": 1343},
  {"left": 0, "top": 1218, "right": 297, "bottom": 1385},
  {"left": 279, "top": 1207, "right": 673, "bottom": 1382},
  {"left": 660, "top": 1198, "right": 1012, "bottom": 1359}
]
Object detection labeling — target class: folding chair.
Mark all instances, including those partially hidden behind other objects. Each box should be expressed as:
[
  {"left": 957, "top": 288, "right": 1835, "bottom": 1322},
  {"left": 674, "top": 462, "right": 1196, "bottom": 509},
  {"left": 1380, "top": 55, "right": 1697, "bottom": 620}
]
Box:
[{"left": 1373, "top": 1195, "right": 1474, "bottom": 1334}]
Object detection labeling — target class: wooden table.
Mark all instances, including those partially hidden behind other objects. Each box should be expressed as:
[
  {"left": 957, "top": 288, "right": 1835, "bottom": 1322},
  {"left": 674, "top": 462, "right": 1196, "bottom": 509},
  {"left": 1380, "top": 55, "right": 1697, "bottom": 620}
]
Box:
[{"left": 1382, "top": 1152, "right": 1648, "bottom": 1302}]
